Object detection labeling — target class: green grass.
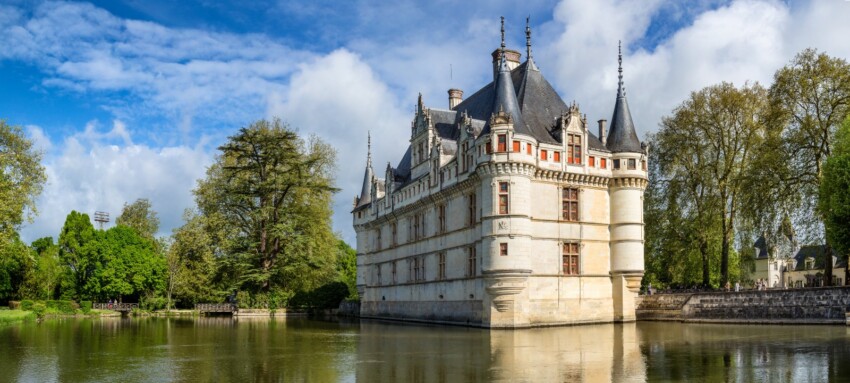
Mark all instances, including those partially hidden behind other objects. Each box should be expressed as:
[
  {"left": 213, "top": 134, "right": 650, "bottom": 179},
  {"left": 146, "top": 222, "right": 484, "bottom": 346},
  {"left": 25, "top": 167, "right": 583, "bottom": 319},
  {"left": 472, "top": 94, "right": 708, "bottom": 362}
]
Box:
[{"left": 0, "top": 309, "right": 36, "bottom": 325}]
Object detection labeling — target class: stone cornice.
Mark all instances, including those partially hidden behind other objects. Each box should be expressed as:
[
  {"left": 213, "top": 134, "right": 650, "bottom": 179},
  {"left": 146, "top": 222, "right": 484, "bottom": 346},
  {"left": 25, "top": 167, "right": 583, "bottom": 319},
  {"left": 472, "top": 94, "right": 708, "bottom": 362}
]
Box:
[
  {"left": 535, "top": 169, "right": 609, "bottom": 188},
  {"left": 609, "top": 177, "right": 648, "bottom": 189}
]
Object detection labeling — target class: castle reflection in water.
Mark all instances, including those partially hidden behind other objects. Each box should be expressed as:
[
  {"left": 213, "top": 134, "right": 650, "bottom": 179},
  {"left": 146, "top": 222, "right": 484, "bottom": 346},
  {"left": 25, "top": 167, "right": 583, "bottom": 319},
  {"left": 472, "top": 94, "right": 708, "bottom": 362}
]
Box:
[{"left": 355, "top": 320, "right": 850, "bottom": 382}]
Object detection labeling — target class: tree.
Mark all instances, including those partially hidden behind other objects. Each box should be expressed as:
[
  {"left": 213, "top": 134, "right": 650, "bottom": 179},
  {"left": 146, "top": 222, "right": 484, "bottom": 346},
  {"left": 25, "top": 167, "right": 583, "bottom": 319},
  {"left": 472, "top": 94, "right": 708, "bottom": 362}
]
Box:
[
  {"left": 58, "top": 211, "right": 99, "bottom": 300},
  {"left": 651, "top": 82, "right": 768, "bottom": 286},
  {"left": 167, "top": 210, "right": 217, "bottom": 308},
  {"left": 769, "top": 48, "right": 850, "bottom": 284},
  {"left": 196, "top": 119, "right": 339, "bottom": 296},
  {"left": 96, "top": 225, "right": 166, "bottom": 301},
  {"left": 0, "top": 236, "right": 33, "bottom": 303},
  {"left": 336, "top": 240, "right": 357, "bottom": 299},
  {"left": 20, "top": 237, "right": 62, "bottom": 300},
  {"left": 819, "top": 117, "right": 850, "bottom": 284},
  {"left": 0, "top": 120, "right": 47, "bottom": 247},
  {"left": 116, "top": 198, "right": 160, "bottom": 240}
]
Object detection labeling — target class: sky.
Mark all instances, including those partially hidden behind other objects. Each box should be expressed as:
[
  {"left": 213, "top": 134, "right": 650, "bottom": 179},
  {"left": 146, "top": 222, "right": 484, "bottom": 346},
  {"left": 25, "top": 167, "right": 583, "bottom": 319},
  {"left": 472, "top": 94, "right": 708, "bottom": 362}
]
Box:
[{"left": 2, "top": 0, "right": 849, "bottom": 245}]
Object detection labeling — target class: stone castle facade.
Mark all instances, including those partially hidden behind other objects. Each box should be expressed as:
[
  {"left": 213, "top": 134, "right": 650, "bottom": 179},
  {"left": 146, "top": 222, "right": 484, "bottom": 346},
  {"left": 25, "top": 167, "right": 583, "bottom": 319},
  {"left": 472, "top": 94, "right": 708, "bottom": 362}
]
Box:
[{"left": 352, "top": 21, "right": 647, "bottom": 328}]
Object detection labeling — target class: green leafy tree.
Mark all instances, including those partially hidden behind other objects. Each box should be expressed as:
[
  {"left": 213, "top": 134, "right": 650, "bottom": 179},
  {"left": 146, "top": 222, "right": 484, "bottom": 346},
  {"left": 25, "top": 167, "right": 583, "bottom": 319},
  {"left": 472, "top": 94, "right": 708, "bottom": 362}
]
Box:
[
  {"left": 649, "top": 82, "right": 768, "bottom": 287},
  {"left": 0, "top": 120, "right": 47, "bottom": 247},
  {"left": 20, "top": 237, "right": 62, "bottom": 300},
  {"left": 195, "top": 119, "right": 338, "bottom": 296},
  {"left": 116, "top": 198, "right": 160, "bottom": 240},
  {"left": 769, "top": 48, "right": 850, "bottom": 284},
  {"left": 96, "top": 225, "right": 166, "bottom": 301},
  {"left": 0, "top": 236, "right": 33, "bottom": 303},
  {"left": 336, "top": 240, "right": 357, "bottom": 299},
  {"left": 819, "top": 117, "right": 850, "bottom": 284},
  {"left": 168, "top": 210, "right": 218, "bottom": 308},
  {"left": 58, "top": 211, "right": 100, "bottom": 300}
]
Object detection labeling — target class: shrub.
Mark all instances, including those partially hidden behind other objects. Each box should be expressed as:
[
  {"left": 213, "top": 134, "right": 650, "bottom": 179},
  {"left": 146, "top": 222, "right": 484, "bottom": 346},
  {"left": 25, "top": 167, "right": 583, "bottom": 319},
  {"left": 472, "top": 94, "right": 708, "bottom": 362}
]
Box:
[
  {"left": 45, "top": 300, "right": 77, "bottom": 314},
  {"left": 141, "top": 295, "right": 168, "bottom": 311},
  {"left": 20, "top": 300, "right": 34, "bottom": 311},
  {"left": 80, "top": 301, "right": 93, "bottom": 313},
  {"left": 31, "top": 302, "right": 46, "bottom": 319},
  {"left": 290, "top": 281, "right": 349, "bottom": 309},
  {"left": 8, "top": 301, "right": 21, "bottom": 310}
]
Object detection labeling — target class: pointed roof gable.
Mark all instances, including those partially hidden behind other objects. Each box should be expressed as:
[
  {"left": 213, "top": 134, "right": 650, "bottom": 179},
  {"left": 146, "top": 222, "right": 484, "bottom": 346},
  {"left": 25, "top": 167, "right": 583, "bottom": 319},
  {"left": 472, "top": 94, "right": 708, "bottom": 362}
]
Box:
[
  {"left": 606, "top": 42, "right": 643, "bottom": 153},
  {"left": 356, "top": 134, "right": 374, "bottom": 207}
]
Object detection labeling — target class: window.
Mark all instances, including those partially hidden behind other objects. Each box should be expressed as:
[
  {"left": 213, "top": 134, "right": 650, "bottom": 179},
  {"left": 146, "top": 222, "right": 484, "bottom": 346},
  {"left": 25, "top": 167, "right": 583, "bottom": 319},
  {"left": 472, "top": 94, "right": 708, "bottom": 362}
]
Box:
[
  {"left": 497, "top": 134, "right": 507, "bottom": 152},
  {"left": 438, "top": 204, "right": 446, "bottom": 234},
  {"left": 589, "top": 156, "right": 596, "bottom": 167},
  {"left": 540, "top": 149, "right": 548, "bottom": 161},
  {"left": 526, "top": 144, "right": 532, "bottom": 155},
  {"left": 438, "top": 253, "right": 446, "bottom": 280},
  {"left": 419, "top": 257, "right": 426, "bottom": 281},
  {"left": 413, "top": 258, "right": 421, "bottom": 282},
  {"left": 601, "top": 158, "right": 607, "bottom": 169},
  {"left": 562, "top": 187, "right": 579, "bottom": 222},
  {"left": 642, "top": 160, "right": 647, "bottom": 171},
  {"left": 486, "top": 141, "right": 492, "bottom": 154},
  {"left": 613, "top": 159, "right": 621, "bottom": 169},
  {"left": 392, "top": 262, "right": 397, "bottom": 284},
  {"left": 563, "top": 242, "right": 579, "bottom": 275},
  {"left": 408, "top": 259, "right": 414, "bottom": 282},
  {"left": 468, "top": 193, "right": 477, "bottom": 227},
  {"left": 418, "top": 142, "right": 424, "bottom": 164},
  {"left": 462, "top": 142, "right": 468, "bottom": 172},
  {"left": 628, "top": 158, "right": 636, "bottom": 170},
  {"left": 498, "top": 182, "right": 509, "bottom": 214},
  {"left": 554, "top": 152, "right": 561, "bottom": 162},
  {"left": 375, "top": 229, "right": 382, "bottom": 251},
  {"left": 568, "top": 134, "right": 582, "bottom": 164},
  {"left": 391, "top": 222, "right": 397, "bottom": 247},
  {"left": 512, "top": 140, "right": 520, "bottom": 152},
  {"left": 500, "top": 243, "right": 508, "bottom": 256},
  {"left": 376, "top": 265, "right": 382, "bottom": 286},
  {"left": 408, "top": 216, "right": 414, "bottom": 242},
  {"left": 467, "top": 246, "right": 477, "bottom": 277},
  {"left": 413, "top": 214, "right": 420, "bottom": 241}
]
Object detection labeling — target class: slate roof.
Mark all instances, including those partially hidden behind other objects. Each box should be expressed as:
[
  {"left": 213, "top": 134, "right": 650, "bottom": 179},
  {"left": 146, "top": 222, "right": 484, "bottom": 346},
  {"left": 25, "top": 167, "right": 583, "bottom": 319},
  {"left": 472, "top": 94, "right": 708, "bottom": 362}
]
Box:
[{"left": 374, "top": 47, "right": 615, "bottom": 189}]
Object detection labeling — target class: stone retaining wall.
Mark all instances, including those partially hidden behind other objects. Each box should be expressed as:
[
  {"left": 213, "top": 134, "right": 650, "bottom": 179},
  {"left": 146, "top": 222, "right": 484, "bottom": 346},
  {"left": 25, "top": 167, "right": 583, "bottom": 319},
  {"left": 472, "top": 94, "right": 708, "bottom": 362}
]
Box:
[{"left": 637, "top": 286, "right": 850, "bottom": 324}]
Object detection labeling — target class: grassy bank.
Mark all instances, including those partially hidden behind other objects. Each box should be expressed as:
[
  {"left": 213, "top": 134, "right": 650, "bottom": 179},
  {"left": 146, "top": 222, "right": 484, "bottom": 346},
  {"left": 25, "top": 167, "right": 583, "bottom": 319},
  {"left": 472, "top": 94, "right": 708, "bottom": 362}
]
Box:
[{"left": 0, "top": 308, "right": 36, "bottom": 325}]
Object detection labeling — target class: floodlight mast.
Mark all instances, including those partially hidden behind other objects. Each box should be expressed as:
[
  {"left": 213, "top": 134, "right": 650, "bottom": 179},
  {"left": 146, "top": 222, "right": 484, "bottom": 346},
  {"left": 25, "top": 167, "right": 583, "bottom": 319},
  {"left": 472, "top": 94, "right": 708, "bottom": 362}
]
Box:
[{"left": 94, "top": 211, "right": 109, "bottom": 230}]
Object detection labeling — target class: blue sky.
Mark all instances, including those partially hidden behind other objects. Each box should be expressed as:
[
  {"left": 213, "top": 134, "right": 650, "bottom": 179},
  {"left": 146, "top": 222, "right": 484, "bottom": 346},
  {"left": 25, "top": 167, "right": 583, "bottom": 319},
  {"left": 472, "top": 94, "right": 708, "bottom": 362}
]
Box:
[{"left": 2, "top": 0, "right": 849, "bottom": 244}]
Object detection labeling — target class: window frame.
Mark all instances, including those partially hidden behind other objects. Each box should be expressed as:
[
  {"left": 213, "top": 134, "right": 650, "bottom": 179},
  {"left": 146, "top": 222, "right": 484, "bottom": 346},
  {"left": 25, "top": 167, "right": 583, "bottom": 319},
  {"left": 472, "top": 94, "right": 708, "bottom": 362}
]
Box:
[
  {"left": 567, "top": 133, "right": 582, "bottom": 164},
  {"left": 563, "top": 242, "right": 580, "bottom": 275},
  {"left": 500, "top": 242, "right": 508, "bottom": 256},
  {"left": 498, "top": 182, "right": 509, "bottom": 214},
  {"left": 562, "top": 187, "right": 580, "bottom": 222},
  {"left": 497, "top": 134, "right": 507, "bottom": 152}
]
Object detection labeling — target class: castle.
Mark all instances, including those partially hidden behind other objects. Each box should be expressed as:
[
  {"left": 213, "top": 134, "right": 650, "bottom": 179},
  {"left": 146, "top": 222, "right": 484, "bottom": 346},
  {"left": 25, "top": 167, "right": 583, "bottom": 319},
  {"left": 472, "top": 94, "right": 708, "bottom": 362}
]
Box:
[{"left": 352, "top": 19, "right": 647, "bottom": 328}]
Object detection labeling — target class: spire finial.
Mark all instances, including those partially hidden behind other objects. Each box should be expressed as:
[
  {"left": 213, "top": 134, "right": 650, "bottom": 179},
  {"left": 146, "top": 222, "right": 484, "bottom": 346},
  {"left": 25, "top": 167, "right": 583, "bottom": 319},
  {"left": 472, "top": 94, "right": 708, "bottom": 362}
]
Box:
[
  {"left": 618, "top": 40, "right": 624, "bottom": 97},
  {"left": 366, "top": 131, "right": 372, "bottom": 167},
  {"left": 500, "top": 16, "right": 505, "bottom": 50},
  {"left": 526, "top": 16, "right": 532, "bottom": 61}
]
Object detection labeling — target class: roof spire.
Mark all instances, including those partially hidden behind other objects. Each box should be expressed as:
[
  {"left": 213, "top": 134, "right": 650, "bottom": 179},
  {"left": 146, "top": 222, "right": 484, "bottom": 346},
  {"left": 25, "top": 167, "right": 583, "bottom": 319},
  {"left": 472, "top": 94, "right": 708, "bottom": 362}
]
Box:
[
  {"left": 500, "top": 16, "right": 505, "bottom": 51},
  {"left": 618, "top": 40, "right": 624, "bottom": 98},
  {"left": 526, "top": 16, "right": 532, "bottom": 61},
  {"left": 367, "top": 130, "right": 372, "bottom": 168}
]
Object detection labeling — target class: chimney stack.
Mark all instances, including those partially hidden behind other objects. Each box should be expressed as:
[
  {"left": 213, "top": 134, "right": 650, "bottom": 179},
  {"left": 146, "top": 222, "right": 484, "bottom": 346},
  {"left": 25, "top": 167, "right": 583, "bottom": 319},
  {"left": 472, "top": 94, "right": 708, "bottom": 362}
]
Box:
[
  {"left": 491, "top": 49, "right": 522, "bottom": 79},
  {"left": 448, "top": 88, "right": 463, "bottom": 109},
  {"left": 598, "top": 119, "right": 607, "bottom": 146}
]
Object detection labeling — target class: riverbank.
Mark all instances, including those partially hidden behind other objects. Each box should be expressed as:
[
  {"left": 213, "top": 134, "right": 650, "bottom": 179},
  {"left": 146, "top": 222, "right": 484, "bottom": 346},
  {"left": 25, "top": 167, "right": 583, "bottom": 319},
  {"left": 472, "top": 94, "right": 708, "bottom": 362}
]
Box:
[
  {"left": 637, "top": 285, "right": 850, "bottom": 325},
  {"left": 0, "top": 308, "right": 36, "bottom": 325}
]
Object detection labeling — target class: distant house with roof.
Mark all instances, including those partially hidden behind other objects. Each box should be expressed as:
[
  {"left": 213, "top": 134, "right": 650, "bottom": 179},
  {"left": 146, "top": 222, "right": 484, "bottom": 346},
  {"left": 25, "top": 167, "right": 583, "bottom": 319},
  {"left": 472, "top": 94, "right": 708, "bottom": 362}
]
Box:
[{"left": 753, "top": 234, "right": 843, "bottom": 288}]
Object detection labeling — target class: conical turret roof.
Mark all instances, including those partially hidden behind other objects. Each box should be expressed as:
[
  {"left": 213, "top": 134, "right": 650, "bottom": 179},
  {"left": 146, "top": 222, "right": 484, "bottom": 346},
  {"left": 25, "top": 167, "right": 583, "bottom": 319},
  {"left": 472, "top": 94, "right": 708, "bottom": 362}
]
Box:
[
  {"left": 606, "top": 42, "right": 643, "bottom": 153},
  {"left": 356, "top": 133, "right": 373, "bottom": 207}
]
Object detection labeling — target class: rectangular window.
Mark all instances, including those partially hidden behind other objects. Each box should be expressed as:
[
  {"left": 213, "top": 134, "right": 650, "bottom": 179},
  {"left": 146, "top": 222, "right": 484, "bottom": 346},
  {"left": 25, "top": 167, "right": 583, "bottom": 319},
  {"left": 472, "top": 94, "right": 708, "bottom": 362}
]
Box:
[
  {"left": 485, "top": 141, "right": 492, "bottom": 154},
  {"left": 562, "top": 188, "right": 579, "bottom": 222},
  {"left": 467, "top": 246, "right": 477, "bottom": 277},
  {"left": 642, "top": 160, "right": 647, "bottom": 171},
  {"left": 512, "top": 140, "right": 520, "bottom": 152},
  {"left": 408, "top": 259, "right": 414, "bottom": 282},
  {"left": 418, "top": 142, "right": 424, "bottom": 164},
  {"left": 497, "top": 134, "right": 507, "bottom": 152},
  {"left": 589, "top": 156, "right": 596, "bottom": 167},
  {"left": 540, "top": 149, "right": 548, "bottom": 161},
  {"left": 413, "top": 214, "right": 420, "bottom": 241},
  {"left": 376, "top": 265, "right": 382, "bottom": 286},
  {"left": 527, "top": 144, "right": 532, "bottom": 155},
  {"left": 408, "top": 216, "right": 414, "bottom": 242},
  {"left": 613, "top": 159, "right": 621, "bottom": 170},
  {"left": 391, "top": 222, "right": 397, "bottom": 247},
  {"left": 500, "top": 243, "right": 508, "bottom": 256},
  {"left": 392, "top": 262, "right": 397, "bottom": 284},
  {"left": 439, "top": 253, "right": 446, "bottom": 280},
  {"left": 628, "top": 158, "right": 636, "bottom": 170},
  {"left": 567, "top": 134, "right": 582, "bottom": 164},
  {"left": 376, "top": 229, "right": 382, "bottom": 251},
  {"left": 438, "top": 204, "right": 446, "bottom": 234},
  {"left": 468, "top": 193, "right": 477, "bottom": 227},
  {"left": 498, "top": 182, "right": 509, "bottom": 214},
  {"left": 554, "top": 152, "right": 561, "bottom": 162},
  {"left": 601, "top": 158, "right": 607, "bottom": 169},
  {"left": 563, "top": 242, "right": 579, "bottom": 275}
]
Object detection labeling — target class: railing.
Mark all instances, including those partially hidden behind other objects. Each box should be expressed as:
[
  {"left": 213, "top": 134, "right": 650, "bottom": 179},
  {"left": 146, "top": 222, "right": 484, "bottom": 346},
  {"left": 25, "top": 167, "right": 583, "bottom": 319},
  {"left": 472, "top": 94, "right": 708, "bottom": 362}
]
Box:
[
  {"left": 93, "top": 303, "right": 139, "bottom": 312},
  {"left": 196, "top": 303, "right": 238, "bottom": 313}
]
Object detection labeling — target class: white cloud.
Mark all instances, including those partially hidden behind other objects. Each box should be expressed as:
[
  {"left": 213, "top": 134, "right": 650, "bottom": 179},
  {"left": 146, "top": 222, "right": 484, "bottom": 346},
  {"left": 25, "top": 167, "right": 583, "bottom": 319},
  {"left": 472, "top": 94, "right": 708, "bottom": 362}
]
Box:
[
  {"left": 20, "top": 121, "right": 212, "bottom": 242},
  {"left": 267, "top": 49, "right": 409, "bottom": 241}
]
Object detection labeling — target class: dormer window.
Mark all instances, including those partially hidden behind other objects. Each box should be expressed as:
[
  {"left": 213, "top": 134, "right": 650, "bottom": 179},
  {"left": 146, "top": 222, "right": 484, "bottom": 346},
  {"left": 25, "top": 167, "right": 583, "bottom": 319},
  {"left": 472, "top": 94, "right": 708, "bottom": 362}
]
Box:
[
  {"left": 512, "top": 141, "right": 520, "bottom": 152},
  {"left": 613, "top": 159, "right": 621, "bottom": 170},
  {"left": 540, "top": 149, "right": 548, "bottom": 161},
  {"left": 554, "top": 152, "right": 561, "bottom": 162},
  {"left": 567, "top": 134, "right": 582, "bottom": 164},
  {"left": 628, "top": 159, "right": 636, "bottom": 170},
  {"left": 497, "top": 134, "right": 507, "bottom": 152}
]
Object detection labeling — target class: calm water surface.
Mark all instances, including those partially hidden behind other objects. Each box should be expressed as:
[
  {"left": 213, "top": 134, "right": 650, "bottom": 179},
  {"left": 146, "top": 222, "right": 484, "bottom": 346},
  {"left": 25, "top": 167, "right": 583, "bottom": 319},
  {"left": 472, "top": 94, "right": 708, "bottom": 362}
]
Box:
[{"left": 1, "top": 317, "right": 849, "bottom": 382}]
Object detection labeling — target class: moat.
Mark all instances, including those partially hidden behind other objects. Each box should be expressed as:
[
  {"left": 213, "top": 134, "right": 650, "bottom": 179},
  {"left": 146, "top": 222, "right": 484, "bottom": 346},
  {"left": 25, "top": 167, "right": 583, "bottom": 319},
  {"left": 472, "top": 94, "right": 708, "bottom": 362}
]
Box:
[{"left": 1, "top": 317, "right": 849, "bottom": 382}]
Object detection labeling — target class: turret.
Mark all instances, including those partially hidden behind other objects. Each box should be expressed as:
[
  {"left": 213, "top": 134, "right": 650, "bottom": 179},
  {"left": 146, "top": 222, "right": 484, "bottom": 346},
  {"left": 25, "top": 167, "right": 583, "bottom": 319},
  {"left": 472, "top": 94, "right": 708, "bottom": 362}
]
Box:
[
  {"left": 607, "top": 41, "right": 647, "bottom": 322},
  {"left": 355, "top": 132, "right": 374, "bottom": 207}
]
